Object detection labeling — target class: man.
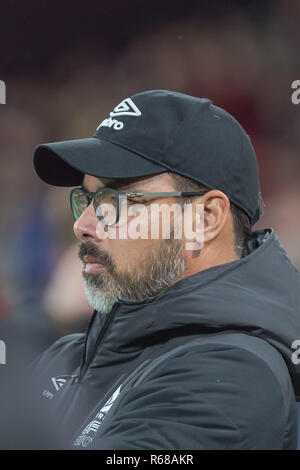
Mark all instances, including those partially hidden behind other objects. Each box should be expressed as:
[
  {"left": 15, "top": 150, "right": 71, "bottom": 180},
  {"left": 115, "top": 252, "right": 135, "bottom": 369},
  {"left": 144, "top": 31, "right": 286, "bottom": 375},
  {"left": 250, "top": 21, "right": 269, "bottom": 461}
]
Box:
[{"left": 32, "top": 90, "right": 300, "bottom": 449}]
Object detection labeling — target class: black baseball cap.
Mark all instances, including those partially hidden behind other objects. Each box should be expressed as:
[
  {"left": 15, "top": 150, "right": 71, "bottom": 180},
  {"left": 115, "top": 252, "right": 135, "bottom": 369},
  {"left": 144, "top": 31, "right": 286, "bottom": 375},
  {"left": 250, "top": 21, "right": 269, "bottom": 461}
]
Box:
[{"left": 33, "top": 89, "right": 261, "bottom": 225}]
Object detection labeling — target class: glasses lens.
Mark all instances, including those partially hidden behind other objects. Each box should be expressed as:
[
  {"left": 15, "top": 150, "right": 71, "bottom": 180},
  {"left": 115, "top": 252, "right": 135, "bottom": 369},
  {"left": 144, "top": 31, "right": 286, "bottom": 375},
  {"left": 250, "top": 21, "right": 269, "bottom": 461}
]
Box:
[
  {"left": 71, "top": 188, "right": 89, "bottom": 219},
  {"left": 94, "top": 188, "right": 118, "bottom": 226}
]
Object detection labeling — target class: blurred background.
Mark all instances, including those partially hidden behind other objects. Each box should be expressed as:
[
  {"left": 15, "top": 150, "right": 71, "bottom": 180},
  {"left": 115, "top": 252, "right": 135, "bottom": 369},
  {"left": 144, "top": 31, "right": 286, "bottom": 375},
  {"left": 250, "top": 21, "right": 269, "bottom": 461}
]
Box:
[{"left": 0, "top": 0, "right": 299, "bottom": 356}]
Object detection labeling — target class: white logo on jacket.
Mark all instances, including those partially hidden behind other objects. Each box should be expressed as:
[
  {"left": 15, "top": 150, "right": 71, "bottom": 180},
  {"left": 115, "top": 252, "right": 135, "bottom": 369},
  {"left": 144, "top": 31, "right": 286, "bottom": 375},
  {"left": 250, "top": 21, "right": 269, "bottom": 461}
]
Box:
[
  {"left": 73, "top": 384, "right": 122, "bottom": 447},
  {"left": 51, "top": 377, "right": 67, "bottom": 391},
  {"left": 42, "top": 377, "right": 67, "bottom": 400}
]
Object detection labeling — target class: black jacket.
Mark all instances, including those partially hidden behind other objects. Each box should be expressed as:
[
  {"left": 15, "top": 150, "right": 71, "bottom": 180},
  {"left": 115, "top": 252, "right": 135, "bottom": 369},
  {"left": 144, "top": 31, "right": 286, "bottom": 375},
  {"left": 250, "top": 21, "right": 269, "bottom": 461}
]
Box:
[{"left": 32, "top": 228, "right": 300, "bottom": 449}]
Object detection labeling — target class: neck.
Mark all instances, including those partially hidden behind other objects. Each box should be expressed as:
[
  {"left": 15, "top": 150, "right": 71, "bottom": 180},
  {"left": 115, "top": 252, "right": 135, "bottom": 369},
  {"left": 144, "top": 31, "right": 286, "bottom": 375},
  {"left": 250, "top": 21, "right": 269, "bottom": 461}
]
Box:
[{"left": 182, "top": 243, "right": 239, "bottom": 279}]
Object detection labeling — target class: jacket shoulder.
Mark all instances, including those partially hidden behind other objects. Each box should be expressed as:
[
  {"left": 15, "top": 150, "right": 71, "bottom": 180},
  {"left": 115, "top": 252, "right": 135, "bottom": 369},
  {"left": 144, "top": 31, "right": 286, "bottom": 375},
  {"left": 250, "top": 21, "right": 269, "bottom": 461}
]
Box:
[
  {"left": 32, "top": 333, "right": 85, "bottom": 377},
  {"left": 91, "top": 333, "right": 297, "bottom": 450}
]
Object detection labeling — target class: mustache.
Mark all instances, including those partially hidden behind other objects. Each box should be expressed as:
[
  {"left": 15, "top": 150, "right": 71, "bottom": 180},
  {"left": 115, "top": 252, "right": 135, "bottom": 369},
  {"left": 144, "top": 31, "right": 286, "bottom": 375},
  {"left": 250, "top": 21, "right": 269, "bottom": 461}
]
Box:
[{"left": 78, "top": 242, "right": 114, "bottom": 271}]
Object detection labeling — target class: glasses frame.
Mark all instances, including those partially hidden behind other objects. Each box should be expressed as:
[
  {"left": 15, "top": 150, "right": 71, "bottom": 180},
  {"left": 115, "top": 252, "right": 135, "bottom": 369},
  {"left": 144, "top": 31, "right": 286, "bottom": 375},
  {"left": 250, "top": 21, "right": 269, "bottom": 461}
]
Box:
[{"left": 70, "top": 186, "right": 211, "bottom": 226}]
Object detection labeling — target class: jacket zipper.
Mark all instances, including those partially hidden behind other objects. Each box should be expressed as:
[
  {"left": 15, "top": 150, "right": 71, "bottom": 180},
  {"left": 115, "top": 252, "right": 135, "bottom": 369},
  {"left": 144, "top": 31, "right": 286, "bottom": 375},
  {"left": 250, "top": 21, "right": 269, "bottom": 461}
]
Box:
[{"left": 74, "top": 303, "right": 120, "bottom": 383}]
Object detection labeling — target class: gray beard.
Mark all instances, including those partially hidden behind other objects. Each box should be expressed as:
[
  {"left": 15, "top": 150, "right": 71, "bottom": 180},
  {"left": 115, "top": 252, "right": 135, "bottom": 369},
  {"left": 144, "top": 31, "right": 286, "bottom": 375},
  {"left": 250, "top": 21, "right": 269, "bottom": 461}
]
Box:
[{"left": 84, "top": 239, "right": 185, "bottom": 315}]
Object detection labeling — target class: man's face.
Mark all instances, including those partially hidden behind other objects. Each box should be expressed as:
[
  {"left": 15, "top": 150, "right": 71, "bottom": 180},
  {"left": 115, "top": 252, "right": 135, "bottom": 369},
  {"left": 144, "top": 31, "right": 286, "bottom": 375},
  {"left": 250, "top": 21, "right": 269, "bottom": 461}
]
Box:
[{"left": 73, "top": 173, "right": 186, "bottom": 314}]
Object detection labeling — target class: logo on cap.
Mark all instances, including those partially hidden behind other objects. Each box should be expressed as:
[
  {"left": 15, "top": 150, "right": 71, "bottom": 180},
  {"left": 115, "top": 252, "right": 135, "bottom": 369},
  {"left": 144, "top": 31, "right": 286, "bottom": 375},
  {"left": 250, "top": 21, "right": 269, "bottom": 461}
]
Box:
[
  {"left": 110, "top": 98, "right": 142, "bottom": 117},
  {"left": 97, "top": 98, "right": 142, "bottom": 131}
]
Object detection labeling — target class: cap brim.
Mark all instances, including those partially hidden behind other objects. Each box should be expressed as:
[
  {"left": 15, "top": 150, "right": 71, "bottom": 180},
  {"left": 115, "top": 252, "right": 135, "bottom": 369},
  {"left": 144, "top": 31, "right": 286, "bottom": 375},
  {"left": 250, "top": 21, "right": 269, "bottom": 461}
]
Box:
[{"left": 33, "top": 137, "right": 167, "bottom": 186}]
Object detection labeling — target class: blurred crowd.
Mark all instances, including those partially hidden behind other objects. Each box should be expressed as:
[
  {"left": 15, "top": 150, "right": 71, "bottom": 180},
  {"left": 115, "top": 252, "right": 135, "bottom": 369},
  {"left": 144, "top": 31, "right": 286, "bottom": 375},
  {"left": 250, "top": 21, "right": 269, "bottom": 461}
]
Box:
[{"left": 0, "top": 1, "right": 300, "bottom": 356}]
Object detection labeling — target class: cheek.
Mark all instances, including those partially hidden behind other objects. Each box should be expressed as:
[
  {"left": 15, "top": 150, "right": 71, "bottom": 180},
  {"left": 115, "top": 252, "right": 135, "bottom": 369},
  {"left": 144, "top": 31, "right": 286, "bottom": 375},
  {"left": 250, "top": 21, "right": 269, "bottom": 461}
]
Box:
[
  {"left": 102, "top": 205, "right": 169, "bottom": 271},
  {"left": 108, "top": 237, "right": 159, "bottom": 272}
]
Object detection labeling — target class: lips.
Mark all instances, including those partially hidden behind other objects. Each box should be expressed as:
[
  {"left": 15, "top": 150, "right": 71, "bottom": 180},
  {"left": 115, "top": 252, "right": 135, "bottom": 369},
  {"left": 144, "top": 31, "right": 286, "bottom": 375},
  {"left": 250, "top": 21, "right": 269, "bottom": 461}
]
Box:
[{"left": 83, "top": 256, "right": 105, "bottom": 274}]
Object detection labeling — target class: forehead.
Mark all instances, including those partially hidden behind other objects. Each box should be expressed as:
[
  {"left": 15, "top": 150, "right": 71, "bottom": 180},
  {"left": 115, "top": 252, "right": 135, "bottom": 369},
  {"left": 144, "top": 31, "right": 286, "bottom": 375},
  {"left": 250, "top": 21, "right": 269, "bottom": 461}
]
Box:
[{"left": 82, "top": 173, "right": 174, "bottom": 191}]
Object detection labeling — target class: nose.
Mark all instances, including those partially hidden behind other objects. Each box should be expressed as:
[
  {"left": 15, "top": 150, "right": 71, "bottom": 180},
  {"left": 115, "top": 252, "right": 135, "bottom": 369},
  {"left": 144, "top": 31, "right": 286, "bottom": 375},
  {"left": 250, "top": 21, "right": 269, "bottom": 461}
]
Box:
[{"left": 73, "top": 202, "right": 107, "bottom": 242}]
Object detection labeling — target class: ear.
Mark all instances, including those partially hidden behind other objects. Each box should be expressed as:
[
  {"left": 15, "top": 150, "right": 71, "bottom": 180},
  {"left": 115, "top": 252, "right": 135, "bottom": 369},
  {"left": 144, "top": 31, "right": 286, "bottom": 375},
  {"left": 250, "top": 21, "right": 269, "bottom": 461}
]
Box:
[{"left": 201, "top": 190, "right": 231, "bottom": 244}]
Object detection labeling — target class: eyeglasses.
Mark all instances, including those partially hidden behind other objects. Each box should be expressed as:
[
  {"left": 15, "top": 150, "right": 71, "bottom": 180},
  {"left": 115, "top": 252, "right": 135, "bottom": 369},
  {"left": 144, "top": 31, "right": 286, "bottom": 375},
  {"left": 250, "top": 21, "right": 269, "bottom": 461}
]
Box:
[{"left": 70, "top": 186, "right": 210, "bottom": 226}]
